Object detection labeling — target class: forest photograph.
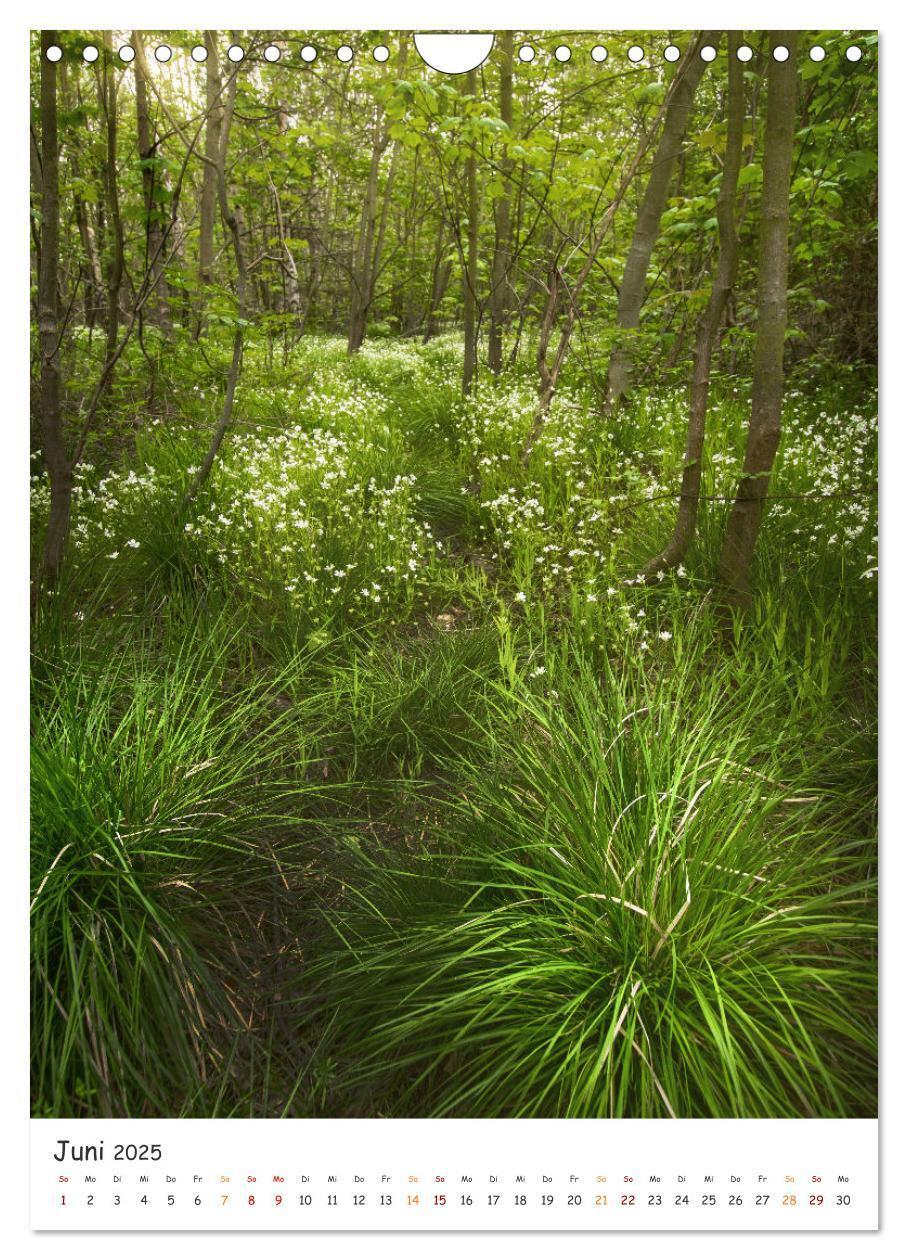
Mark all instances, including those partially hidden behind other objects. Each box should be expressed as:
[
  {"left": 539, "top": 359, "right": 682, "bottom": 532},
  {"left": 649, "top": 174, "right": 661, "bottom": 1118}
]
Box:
[{"left": 30, "top": 29, "right": 877, "bottom": 1120}]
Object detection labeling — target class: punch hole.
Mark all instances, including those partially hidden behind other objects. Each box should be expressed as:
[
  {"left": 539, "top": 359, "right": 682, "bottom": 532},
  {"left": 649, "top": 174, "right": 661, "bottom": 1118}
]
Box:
[
  {"left": 264, "top": 45, "right": 281, "bottom": 63},
  {"left": 664, "top": 45, "right": 680, "bottom": 63},
  {"left": 591, "top": 45, "right": 607, "bottom": 63},
  {"left": 82, "top": 45, "right": 99, "bottom": 63},
  {"left": 44, "top": 44, "right": 63, "bottom": 63},
  {"left": 772, "top": 45, "right": 790, "bottom": 62},
  {"left": 301, "top": 45, "right": 317, "bottom": 63},
  {"left": 191, "top": 44, "right": 208, "bottom": 62},
  {"left": 627, "top": 46, "right": 644, "bottom": 63},
  {"left": 518, "top": 44, "right": 535, "bottom": 63},
  {"left": 154, "top": 45, "right": 172, "bottom": 63},
  {"left": 737, "top": 45, "right": 754, "bottom": 62},
  {"left": 373, "top": 45, "right": 390, "bottom": 63},
  {"left": 118, "top": 45, "right": 136, "bottom": 64},
  {"left": 337, "top": 45, "right": 354, "bottom": 63},
  {"left": 700, "top": 45, "right": 717, "bottom": 63},
  {"left": 846, "top": 45, "right": 863, "bottom": 62},
  {"left": 228, "top": 45, "right": 245, "bottom": 63},
  {"left": 554, "top": 45, "right": 571, "bottom": 63}
]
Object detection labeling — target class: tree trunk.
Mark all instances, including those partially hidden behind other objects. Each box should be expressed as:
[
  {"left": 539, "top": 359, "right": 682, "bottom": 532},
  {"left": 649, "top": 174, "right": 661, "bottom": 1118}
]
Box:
[
  {"left": 717, "top": 32, "right": 800, "bottom": 603},
  {"left": 133, "top": 32, "right": 171, "bottom": 332},
  {"left": 187, "top": 68, "right": 246, "bottom": 499},
  {"left": 347, "top": 114, "right": 386, "bottom": 353},
  {"left": 423, "top": 221, "right": 451, "bottom": 342},
  {"left": 520, "top": 45, "right": 702, "bottom": 462},
  {"left": 99, "top": 33, "right": 124, "bottom": 362},
  {"left": 605, "top": 32, "right": 712, "bottom": 408},
  {"left": 462, "top": 68, "right": 479, "bottom": 394},
  {"left": 488, "top": 32, "right": 514, "bottom": 374},
  {"left": 72, "top": 193, "right": 105, "bottom": 330},
  {"left": 645, "top": 32, "right": 745, "bottom": 576},
  {"left": 60, "top": 65, "right": 105, "bottom": 330},
  {"left": 263, "top": 127, "right": 303, "bottom": 324},
  {"left": 194, "top": 30, "right": 222, "bottom": 335},
  {"left": 37, "top": 30, "right": 70, "bottom": 581},
  {"left": 347, "top": 45, "right": 407, "bottom": 353}
]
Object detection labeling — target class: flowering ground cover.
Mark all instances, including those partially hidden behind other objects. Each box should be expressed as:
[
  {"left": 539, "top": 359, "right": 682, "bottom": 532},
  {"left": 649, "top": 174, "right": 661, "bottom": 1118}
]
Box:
[{"left": 31, "top": 334, "right": 877, "bottom": 1118}]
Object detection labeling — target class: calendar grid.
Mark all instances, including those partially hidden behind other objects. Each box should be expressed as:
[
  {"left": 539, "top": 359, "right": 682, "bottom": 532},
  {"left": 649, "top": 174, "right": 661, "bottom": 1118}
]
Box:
[{"left": 31, "top": 1118, "right": 878, "bottom": 1231}]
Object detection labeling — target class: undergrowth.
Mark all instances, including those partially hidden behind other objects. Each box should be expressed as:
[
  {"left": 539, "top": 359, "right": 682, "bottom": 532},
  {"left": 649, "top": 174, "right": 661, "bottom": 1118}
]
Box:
[{"left": 30, "top": 333, "right": 877, "bottom": 1118}]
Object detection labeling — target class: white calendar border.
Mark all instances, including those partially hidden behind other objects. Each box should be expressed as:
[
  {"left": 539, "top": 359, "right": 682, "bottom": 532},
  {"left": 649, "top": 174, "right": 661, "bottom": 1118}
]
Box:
[
  {"left": 4, "top": 3, "right": 903, "bottom": 1254},
  {"left": 13, "top": 2, "right": 892, "bottom": 32}
]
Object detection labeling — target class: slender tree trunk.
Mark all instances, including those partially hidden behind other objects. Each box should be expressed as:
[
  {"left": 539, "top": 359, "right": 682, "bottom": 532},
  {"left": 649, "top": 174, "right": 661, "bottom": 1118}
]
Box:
[
  {"left": 372, "top": 142, "right": 400, "bottom": 292},
  {"left": 133, "top": 32, "right": 171, "bottom": 332},
  {"left": 29, "top": 127, "right": 43, "bottom": 321},
  {"left": 280, "top": 225, "right": 303, "bottom": 319},
  {"left": 57, "top": 45, "right": 213, "bottom": 482},
  {"left": 60, "top": 66, "right": 105, "bottom": 330},
  {"left": 520, "top": 47, "right": 701, "bottom": 462},
  {"left": 347, "top": 46, "right": 407, "bottom": 353},
  {"left": 508, "top": 257, "right": 550, "bottom": 368},
  {"left": 717, "top": 32, "right": 800, "bottom": 603},
  {"left": 268, "top": 111, "right": 304, "bottom": 323},
  {"left": 301, "top": 220, "right": 323, "bottom": 332},
  {"left": 605, "top": 32, "right": 712, "bottom": 408},
  {"left": 187, "top": 69, "right": 246, "bottom": 499},
  {"left": 194, "top": 31, "right": 222, "bottom": 335},
  {"left": 423, "top": 220, "right": 451, "bottom": 342},
  {"left": 99, "top": 33, "right": 124, "bottom": 362},
  {"left": 262, "top": 137, "right": 302, "bottom": 322},
  {"left": 488, "top": 32, "right": 514, "bottom": 374},
  {"left": 401, "top": 150, "right": 423, "bottom": 334},
  {"left": 347, "top": 114, "right": 386, "bottom": 353},
  {"left": 462, "top": 68, "right": 479, "bottom": 394},
  {"left": 38, "top": 31, "right": 70, "bottom": 581},
  {"left": 72, "top": 193, "right": 105, "bottom": 330},
  {"left": 645, "top": 32, "right": 745, "bottom": 576}
]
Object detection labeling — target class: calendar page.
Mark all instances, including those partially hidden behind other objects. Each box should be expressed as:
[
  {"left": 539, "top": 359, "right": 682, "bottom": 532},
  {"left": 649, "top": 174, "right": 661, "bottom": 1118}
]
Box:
[{"left": 27, "top": 10, "right": 879, "bottom": 1240}]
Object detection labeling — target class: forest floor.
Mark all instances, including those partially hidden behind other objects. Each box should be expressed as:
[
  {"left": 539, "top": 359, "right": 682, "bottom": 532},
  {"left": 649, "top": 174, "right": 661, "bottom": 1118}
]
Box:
[{"left": 31, "top": 333, "right": 877, "bottom": 1119}]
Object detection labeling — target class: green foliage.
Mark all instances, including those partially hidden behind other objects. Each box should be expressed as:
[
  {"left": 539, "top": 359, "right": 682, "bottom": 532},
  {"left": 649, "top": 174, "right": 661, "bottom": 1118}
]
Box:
[
  {"left": 31, "top": 606, "right": 328, "bottom": 1116},
  {"left": 31, "top": 335, "right": 877, "bottom": 1118},
  {"left": 304, "top": 630, "right": 875, "bottom": 1118},
  {"left": 30, "top": 27, "right": 877, "bottom": 1119}
]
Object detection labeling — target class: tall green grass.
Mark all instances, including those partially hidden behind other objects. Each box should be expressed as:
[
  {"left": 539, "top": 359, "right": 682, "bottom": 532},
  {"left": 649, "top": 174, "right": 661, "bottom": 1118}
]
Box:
[
  {"left": 301, "top": 611, "right": 876, "bottom": 1119},
  {"left": 31, "top": 607, "right": 328, "bottom": 1116},
  {"left": 31, "top": 334, "right": 876, "bottom": 1118}
]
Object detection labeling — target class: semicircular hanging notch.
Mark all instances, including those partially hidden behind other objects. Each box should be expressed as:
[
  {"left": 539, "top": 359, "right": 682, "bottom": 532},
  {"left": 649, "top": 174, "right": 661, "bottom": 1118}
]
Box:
[{"left": 413, "top": 32, "right": 495, "bottom": 74}]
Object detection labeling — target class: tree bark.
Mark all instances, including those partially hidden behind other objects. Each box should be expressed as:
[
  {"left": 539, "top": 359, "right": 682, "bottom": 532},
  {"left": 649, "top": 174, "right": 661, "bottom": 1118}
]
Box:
[
  {"left": 488, "top": 32, "right": 514, "bottom": 374},
  {"left": 187, "top": 68, "right": 246, "bottom": 499},
  {"left": 37, "top": 31, "right": 70, "bottom": 581},
  {"left": 605, "top": 33, "right": 712, "bottom": 408},
  {"left": 520, "top": 43, "right": 704, "bottom": 462},
  {"left": 462, "top": 68, "right": 480, "bottom": 394},
  {"left": 99, "top": 33, "right": 124, "bottom": 362},
  {"left": 347, "top": 116, "right": 386, "bottom": 353},
  {"left": 133, "top": 32, "right": 171, "bottom": 332},
  {"left": 261, "top": 120, "right": 303, "bottom": 323},
  {"left": 645, "top": 32, "right": 746, "bottom": 576},
  {"left": 347, "top": 45, "right": 407, "bottom": 353},
  {"left": 194, "top": 30, "right": 222, "bottom": 336},
  {"left": 59, "top": 64, "right": 105, "bottom": 330},
  {"left": 717, "top": 32, "right": 800, "bottom": 603},
  {"left": 423, "top": 220, "right": 452, "bottom": 342}
]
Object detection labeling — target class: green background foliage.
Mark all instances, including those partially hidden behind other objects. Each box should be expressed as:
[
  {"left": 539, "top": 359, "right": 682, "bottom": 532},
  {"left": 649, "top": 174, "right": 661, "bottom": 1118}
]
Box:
[{"left": 30, "top": 30, "right": 876, "bottom": 1119}]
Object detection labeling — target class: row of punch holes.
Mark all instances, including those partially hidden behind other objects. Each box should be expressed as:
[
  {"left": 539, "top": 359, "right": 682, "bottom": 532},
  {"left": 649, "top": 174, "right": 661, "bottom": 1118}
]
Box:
[{"left": 44, "top": 40, "right": 867, "bottom": 66}]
